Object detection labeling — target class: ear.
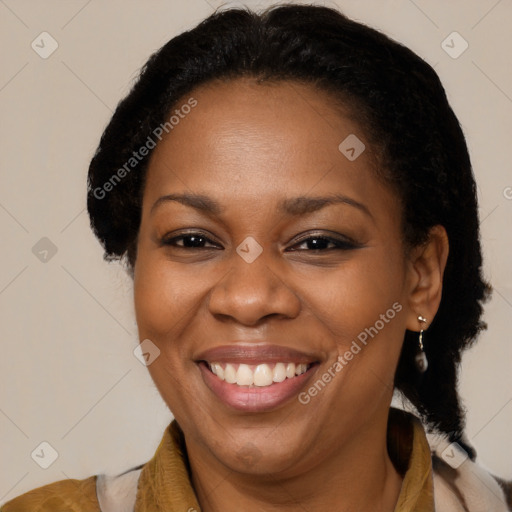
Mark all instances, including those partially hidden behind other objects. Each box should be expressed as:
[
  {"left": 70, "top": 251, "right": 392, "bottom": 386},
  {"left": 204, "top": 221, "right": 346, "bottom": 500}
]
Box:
[{"left": 405, "top": 225, "right": 449, "bottom": 332}]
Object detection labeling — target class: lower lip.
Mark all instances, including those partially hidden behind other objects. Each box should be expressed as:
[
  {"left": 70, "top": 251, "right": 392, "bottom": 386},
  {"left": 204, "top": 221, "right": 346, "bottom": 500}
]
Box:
[{"left": 198, "top": 362, "right": 318, "bottom": 412}]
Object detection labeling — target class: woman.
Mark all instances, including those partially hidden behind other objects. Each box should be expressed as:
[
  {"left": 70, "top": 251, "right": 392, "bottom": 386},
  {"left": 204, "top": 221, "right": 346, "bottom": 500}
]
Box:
[{"left": 2, "top": 4, "right": 510, "bottom": 511}]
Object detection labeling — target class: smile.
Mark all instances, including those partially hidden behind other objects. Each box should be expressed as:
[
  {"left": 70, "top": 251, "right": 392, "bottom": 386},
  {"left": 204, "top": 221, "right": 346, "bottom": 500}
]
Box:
[
  {"left": 207, "top": 361, "right": 311, "bottom": 387},
  {"left": 195, "top": 343, "right": 322, "bottom": 412}
]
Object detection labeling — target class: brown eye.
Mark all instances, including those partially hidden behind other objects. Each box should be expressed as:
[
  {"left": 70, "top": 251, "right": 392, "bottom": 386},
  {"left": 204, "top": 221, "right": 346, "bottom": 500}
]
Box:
[
  {"left": 288, "top": 235, "right": 359, "bottom": 252},
  {"left": 161, "top": 232, "right": 221, "bottom": 249}
]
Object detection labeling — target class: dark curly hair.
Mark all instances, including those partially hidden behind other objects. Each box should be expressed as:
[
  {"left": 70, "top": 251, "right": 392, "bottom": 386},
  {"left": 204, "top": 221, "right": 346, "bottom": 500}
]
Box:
[{"left": 87, "top": 4, "right": 491, "bottom": 455}]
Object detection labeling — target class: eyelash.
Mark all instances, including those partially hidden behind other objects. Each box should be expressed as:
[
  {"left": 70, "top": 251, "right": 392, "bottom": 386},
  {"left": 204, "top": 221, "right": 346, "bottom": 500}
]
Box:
[{"left": 160, "top": 231, "right": 360, "bottom": 252}]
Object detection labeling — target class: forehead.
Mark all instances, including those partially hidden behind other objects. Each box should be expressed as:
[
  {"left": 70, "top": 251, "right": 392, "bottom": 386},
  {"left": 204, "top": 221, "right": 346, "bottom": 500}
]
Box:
[{"left": 143, "top": 78, "right": 394, "bottom": 218}]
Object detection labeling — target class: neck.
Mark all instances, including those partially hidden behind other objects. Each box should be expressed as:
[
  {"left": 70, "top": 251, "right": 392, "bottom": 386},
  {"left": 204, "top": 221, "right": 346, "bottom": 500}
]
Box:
[{"left": 186, "top": 414, "right": 403, "bottom": 512}]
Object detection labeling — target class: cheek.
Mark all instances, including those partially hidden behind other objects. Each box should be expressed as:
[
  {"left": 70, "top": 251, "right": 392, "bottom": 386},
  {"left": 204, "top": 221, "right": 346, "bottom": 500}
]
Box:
[
  {"left": 133, "top": 256, "right": 206, "bottom": 392},
  {"left": 133, "top": 249, "right": 219, "bottom": 342},
  {"left": 306, "top": 264, "right": 406, "bottom": 395},
  {"left": 135, "top": 266, "right": 187, "bottom": 334},
  {"left": 303, "top": 250, "right": 406, "bottom": 339}
]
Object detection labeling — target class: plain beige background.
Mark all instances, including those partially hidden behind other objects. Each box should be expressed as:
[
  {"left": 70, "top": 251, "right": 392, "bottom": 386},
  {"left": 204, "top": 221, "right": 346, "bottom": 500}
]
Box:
[{"left": 1, "top": 0, "right": 511, "bottom": 504}]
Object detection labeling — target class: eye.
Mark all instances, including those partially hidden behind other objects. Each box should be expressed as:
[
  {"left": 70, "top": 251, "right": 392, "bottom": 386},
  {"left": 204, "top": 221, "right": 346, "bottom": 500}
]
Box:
[
  {"left": 288, "top": 233, "right": 359, "bottom": 252},
  {"left": 160, "top": 231, "right": 221, "bottom": 249}
]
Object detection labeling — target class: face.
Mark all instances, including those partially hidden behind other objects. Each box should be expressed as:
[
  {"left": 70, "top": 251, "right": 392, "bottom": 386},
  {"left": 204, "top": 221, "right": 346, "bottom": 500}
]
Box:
[{"left": 133, "top": 78, "right": 417, "bottom": 477}]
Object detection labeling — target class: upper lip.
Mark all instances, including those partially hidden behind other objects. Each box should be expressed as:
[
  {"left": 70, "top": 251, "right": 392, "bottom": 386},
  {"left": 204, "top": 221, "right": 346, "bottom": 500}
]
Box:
[{"left": 195, "top": 343, "right": 321, "bottom": 364}]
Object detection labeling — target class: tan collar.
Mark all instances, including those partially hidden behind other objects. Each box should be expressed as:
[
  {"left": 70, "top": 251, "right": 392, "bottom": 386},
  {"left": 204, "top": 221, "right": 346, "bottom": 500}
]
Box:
[
  {"left": 388, "top": 408, "right": 435, "bottom": 511},
  {"left": 135, "top": 408, "right": 434, "bottom": 511}
]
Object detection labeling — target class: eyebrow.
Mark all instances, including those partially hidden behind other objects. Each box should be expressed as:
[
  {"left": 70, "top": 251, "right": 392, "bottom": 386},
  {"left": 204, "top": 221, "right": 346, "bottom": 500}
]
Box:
[{"left": 150, "top": 193, "right": 372, "bottom": 219}]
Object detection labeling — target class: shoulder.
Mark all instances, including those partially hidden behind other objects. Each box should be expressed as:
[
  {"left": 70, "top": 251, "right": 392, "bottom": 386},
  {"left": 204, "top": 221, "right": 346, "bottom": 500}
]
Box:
[
  {"left": 391, "top": 408, "right": 511, "bottom": 511},
  {"left": 0, "top": 475, "right": 100, "bottom": 512},
  {"left": 427, "top": 431, "right": 512, "bottom": 512}
]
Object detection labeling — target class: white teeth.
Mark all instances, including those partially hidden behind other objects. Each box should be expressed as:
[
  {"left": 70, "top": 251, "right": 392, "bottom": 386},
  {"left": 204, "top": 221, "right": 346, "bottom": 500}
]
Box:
[
  {"left": 254, "top": 364, "right": 273, "bottom": 386},
  {"left": 212, "top": 363, "right": 224, "bottom": 380},
  {"left": 236, "top": 364, "right": 254, "bottom": 386},
  {"left": 295, "top": 363, "right": 308, "bottom": 376},
  {"left": 224, "top": 363, "right": 237, "bottom": 384},
  {"left": 273, "top": 362, "right": 286, "bottom": 383},
  {"left": 208, "top": 361, "right": 311, "bottom": 387}
]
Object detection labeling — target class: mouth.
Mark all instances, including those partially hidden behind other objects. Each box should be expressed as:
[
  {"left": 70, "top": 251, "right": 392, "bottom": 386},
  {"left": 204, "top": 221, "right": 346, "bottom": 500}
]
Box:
[
  {"left": 204, "top": 361, "right": 313, "bottom": 387},
  {"left": 195, "top": 344, "right": 321, "bottom": 412}
]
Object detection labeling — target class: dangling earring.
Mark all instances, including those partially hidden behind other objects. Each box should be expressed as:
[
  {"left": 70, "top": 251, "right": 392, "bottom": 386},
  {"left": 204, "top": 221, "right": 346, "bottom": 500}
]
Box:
[{"left": 415, "top": 315, "right": 428, "bottom": 373}]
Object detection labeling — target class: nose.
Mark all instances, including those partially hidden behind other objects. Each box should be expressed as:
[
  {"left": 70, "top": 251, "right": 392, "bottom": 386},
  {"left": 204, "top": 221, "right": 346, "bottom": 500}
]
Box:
[{"left": 207, "top": 250, "right": 301, "bottom": 326}]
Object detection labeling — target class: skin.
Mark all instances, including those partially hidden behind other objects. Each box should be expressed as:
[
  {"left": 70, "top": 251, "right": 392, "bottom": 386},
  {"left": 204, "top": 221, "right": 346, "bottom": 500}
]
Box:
[{"left": 133, "top": 78, "right": 449, "bottom": 512}]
